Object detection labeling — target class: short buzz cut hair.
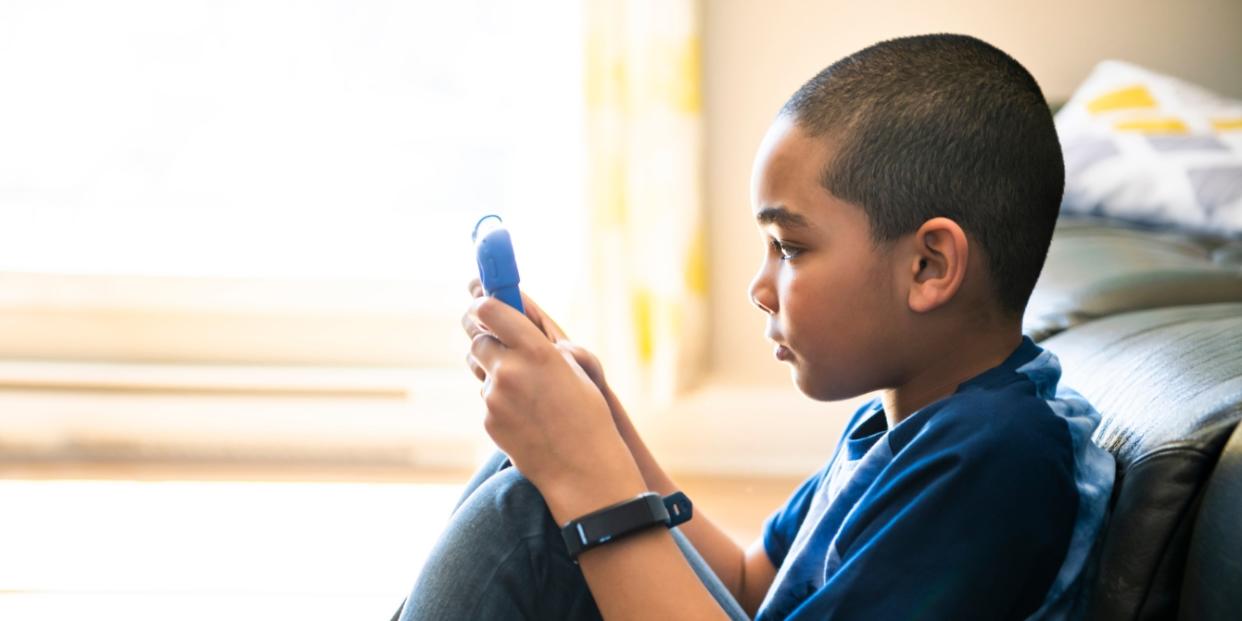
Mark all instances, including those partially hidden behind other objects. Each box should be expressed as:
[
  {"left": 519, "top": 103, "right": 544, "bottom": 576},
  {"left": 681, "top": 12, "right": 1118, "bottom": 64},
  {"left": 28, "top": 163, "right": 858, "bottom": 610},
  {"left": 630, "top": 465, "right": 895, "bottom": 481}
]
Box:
[{"left": 782, "top": 34, "right": 1064, "bottom": 317}]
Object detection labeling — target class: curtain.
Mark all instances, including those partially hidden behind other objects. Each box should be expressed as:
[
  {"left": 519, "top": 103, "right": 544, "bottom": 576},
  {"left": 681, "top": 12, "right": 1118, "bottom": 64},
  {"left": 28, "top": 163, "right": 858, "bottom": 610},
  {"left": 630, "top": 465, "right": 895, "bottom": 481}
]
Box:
[{"left": 580, "top": 0, "right": 707, "bottom": 409}]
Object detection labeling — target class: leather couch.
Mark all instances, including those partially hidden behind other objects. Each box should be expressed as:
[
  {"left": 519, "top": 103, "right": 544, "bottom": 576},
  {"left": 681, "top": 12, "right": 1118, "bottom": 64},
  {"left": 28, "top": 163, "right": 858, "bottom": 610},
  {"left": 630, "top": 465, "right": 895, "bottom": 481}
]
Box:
[{"left": 1027, "top": 217, "right": 1242, "bottom": 620}]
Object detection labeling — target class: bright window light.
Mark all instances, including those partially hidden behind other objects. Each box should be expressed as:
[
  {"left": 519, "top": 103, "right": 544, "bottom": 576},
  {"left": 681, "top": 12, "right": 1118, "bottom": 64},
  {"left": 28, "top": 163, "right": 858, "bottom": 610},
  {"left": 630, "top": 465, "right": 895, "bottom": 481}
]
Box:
[{"left": 0, "top": 1, "right": 585, "bottom": 296}]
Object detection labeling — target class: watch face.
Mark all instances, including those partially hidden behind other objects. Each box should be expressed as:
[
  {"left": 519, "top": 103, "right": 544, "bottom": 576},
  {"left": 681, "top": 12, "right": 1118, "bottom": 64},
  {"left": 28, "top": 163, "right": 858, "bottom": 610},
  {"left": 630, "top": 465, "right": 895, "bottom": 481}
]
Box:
[{"left": 579, "top": 494, "right": 667, "bottom": 543}]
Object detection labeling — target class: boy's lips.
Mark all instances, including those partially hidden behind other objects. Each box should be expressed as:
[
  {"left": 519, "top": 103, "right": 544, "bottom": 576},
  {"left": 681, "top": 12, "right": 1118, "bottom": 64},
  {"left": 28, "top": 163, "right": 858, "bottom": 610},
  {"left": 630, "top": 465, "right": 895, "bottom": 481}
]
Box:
[
  {"left": 774, "top": 344, "right": 793, "bottom": 361},
  {"left": 767, "top": 328, "right": 792, "bottom": 360}
]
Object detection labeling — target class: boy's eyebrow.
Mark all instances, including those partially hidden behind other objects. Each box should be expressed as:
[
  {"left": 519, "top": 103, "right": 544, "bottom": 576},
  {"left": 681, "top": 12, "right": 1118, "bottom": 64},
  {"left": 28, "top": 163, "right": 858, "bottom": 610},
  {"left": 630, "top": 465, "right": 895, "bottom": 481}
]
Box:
[{"left": 755, "top": 205, "right": 811, "bottom": 230}]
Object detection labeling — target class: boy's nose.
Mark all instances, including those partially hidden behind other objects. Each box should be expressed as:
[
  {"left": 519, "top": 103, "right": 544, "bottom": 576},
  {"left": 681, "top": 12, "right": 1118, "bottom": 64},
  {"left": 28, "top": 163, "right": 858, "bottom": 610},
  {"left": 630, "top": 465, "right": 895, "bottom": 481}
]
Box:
[{"left": 748, "top": 271, "right": 777, "bottom": 315}]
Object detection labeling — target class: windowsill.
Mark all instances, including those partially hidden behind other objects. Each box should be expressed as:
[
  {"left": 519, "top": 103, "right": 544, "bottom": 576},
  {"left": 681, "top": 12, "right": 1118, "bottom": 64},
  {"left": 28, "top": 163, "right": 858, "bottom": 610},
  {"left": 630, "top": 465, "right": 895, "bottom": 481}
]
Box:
[
  {"left": 0, "top": 357, "right": 863, "bottom": 478},
  {"left": 0, "top": 359, "right": 492, "bottom": 470},
  {"left": 0, "top": 271, "right": 468, "bottom": 367}
]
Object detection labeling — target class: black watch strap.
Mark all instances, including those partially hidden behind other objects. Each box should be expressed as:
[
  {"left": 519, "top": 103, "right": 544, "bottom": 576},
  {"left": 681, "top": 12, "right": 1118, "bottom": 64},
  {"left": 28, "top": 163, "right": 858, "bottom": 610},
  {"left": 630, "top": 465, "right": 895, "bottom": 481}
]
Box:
[{"left": 560, "top": 491, "right": 694, "bottom": 561}]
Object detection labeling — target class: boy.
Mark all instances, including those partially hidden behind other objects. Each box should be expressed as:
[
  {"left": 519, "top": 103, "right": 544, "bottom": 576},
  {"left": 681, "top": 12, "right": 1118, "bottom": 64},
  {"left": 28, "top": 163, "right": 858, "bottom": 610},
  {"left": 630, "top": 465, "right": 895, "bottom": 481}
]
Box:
[{"left": 397, "top": 34, "right": 1114, "bottom": 620}]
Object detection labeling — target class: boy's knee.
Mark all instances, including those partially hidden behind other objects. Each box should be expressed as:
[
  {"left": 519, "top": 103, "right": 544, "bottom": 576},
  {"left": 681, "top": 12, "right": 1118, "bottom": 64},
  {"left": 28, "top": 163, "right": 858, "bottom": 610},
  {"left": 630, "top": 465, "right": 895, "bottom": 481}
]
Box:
[{"left": 458, "top": 467, "right": 554, "bottom": 539}]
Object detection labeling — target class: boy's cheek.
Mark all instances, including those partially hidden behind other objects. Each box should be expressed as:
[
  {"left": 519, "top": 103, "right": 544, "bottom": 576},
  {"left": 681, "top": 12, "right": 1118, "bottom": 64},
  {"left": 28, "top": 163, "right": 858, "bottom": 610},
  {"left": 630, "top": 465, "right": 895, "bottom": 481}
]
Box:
[{"left": 790, "top": 347, "right": 874, "bottom": 402}]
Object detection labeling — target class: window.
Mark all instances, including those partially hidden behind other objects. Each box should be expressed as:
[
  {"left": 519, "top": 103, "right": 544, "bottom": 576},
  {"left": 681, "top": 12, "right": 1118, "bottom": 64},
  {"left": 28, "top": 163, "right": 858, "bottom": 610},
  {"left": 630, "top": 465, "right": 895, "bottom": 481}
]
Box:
[
  {"left": 0, "top": 0, "right": 586, "bottom": 366},
  {"left": 0, "top": 1, "right": 588, "bottom": 464}
]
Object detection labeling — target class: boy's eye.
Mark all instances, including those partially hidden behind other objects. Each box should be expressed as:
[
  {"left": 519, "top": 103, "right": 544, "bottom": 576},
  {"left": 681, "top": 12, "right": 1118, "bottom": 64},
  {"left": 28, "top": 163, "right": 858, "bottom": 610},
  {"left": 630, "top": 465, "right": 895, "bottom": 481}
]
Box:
[{"left": 770, "top": 239, "right": 802, "bottom": 260}]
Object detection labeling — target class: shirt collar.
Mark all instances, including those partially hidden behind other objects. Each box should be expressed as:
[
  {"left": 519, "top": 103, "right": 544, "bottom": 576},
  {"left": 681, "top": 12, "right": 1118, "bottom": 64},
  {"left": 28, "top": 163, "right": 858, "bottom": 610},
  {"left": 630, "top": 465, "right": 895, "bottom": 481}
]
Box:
[
  {"left": 846, "top": 335, "right": 1043, "bottom": 459},
  {"left": 954, "top": 335, "right": 1043, "bottom": 392}
]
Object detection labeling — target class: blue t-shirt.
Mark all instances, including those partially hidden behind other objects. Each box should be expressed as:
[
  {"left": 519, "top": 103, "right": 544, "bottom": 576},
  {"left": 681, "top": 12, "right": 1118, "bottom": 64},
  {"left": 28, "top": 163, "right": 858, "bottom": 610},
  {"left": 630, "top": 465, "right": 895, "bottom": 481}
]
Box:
[{"left": 757, "top": 337, "right": 1114, "bottom": 620}]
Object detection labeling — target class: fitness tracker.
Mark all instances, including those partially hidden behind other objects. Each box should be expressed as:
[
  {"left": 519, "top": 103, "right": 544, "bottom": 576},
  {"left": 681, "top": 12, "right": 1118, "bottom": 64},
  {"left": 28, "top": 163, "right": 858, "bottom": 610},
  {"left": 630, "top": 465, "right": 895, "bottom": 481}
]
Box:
[{"left": 560, "top": 491, "right": 693, "bottom": 561}]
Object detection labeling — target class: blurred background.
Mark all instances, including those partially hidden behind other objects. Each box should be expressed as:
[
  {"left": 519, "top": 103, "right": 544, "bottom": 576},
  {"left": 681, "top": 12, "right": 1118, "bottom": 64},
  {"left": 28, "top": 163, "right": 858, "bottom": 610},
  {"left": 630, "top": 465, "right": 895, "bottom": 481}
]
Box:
[{"left": 1, "top": 0, "right": 1240, "bottom": 619}]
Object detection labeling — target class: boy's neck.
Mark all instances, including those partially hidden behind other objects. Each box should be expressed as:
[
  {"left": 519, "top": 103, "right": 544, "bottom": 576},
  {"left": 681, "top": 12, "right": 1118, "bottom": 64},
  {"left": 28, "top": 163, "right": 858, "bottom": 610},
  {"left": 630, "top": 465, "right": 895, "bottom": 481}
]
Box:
[{"left": 880, "top": 327, "right": 1023, "bottom": 430}]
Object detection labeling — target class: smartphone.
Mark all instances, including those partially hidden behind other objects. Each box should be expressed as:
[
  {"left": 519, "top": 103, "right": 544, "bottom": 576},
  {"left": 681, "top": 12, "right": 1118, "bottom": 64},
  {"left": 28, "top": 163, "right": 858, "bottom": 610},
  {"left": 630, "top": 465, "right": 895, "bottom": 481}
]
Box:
[{"left": 472, "top": 214, "right": 525, "bottom": 314}]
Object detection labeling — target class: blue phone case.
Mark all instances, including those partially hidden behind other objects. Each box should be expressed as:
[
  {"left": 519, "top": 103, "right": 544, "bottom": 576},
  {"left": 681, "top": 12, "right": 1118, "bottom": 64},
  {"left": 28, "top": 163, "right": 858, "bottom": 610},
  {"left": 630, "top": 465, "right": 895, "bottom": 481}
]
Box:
[{"left": 473, "top": 215, "right": 525, "bottom": 314}]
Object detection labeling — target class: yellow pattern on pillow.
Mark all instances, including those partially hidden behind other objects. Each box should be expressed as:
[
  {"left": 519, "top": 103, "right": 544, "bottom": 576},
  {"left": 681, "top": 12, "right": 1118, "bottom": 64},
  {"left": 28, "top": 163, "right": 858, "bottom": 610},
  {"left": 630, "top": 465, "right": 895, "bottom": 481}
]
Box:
[
  {"left": 1113, "top": 118, "right": 1189, "bottom": 134},
  {"left": 1088, "top": 85, "right": 1158, "bottom": 114}
]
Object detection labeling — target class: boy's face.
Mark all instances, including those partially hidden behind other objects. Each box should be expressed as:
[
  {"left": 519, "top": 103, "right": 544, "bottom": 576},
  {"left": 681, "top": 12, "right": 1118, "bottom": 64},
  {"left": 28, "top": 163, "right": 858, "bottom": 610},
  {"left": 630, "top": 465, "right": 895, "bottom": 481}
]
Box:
[{"left": 748, "top": 116, "right": 905, "bottom": 401}]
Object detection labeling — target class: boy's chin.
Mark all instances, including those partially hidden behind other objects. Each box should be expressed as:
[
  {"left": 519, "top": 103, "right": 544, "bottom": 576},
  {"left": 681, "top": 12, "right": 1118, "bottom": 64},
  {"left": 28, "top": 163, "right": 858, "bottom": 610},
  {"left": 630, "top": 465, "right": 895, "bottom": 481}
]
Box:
[{"left": 792, "top": 369, "right": 861, "bottom": 402}]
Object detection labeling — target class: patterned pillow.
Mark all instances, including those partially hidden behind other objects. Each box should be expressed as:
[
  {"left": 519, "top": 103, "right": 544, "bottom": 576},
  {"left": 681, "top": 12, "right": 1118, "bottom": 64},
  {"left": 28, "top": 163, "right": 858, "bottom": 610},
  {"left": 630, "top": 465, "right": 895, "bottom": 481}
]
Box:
[{"left": 1056, "top": 61, "right": 1242, "bottom": 236}]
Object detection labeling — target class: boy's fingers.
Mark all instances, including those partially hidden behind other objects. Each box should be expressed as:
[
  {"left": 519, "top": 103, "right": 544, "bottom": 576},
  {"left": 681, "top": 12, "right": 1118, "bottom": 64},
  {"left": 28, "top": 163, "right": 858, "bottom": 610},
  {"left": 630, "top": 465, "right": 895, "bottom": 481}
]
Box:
[
  {"left": 469, "top": 331, "right": 506, "bottom": 369},
  {"left": 472, "top": 296, "right": 543, "bottom": 352},
  {"left": 461, "top": 308, "right": 486, "bottom": 341},
  {"left": 465, "top": 353, "right": 486, "bottom": 381},
  {"left": 521, "top": 293, "right": 568, "bottom": 342},
  {"left": 467, "top": 279, "right": 566, "bottom": 343}
]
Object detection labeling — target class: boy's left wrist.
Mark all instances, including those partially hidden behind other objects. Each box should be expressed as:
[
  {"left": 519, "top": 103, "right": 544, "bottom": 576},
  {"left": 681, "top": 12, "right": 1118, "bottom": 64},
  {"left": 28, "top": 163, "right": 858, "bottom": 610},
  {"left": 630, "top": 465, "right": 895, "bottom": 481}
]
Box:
[{"left": 542, "top": 457, "right": 648, "bottom": 526}]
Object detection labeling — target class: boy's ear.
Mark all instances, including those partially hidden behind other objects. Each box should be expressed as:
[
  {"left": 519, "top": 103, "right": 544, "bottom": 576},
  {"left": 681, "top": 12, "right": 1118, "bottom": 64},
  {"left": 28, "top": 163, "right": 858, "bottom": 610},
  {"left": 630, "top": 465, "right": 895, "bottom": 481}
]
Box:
[{"left": 906, "top": 217, "right": 968, "bottom": 314}]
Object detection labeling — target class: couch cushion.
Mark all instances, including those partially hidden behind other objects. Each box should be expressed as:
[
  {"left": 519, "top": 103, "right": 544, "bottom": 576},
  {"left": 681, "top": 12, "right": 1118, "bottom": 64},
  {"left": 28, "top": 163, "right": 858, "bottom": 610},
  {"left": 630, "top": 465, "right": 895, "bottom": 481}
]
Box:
[
  {"left": 1042, "top": 303, "right": 1242, "bottom": 620},
  {"left": 1024, "top": 223, "right": 1242, "bottom": 340},
  {"left": 1212, "top": 239, "right": 1242, "bottom": 267},
  {"left": 1179, "top": 422, "right": 1242, "bottom": 620}
]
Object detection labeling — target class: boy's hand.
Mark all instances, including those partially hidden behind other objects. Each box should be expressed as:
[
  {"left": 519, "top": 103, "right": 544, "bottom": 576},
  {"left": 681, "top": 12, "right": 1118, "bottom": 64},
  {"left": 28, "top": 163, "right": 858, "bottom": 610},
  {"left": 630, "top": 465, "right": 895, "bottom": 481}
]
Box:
[
  {"left": 463, "top": 293, "right": 646, "bottom": 523},
  {"left": 464, "top": 279, "right": 608, "bottom": 395}
]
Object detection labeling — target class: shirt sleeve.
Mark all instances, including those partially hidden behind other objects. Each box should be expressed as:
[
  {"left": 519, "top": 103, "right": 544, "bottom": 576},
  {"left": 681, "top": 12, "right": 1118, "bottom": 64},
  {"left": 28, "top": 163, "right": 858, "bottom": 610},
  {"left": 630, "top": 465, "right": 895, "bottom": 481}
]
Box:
[
  {"left": 784, "top": 402, "right": 1080, "bottom": 621},
  {"left": 764, "top": 398, "right": 882, "bottom": 570},
  {"left": 762, "top": 465, "right": 826, "bottom": 569}
]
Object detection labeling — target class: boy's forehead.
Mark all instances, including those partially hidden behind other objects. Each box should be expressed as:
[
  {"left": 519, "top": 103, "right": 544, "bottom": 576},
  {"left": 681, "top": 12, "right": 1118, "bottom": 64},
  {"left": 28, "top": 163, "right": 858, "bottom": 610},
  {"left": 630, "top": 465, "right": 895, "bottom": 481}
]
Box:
[{"left": 751, "top": 116, "right": 835, "bottom": 219}]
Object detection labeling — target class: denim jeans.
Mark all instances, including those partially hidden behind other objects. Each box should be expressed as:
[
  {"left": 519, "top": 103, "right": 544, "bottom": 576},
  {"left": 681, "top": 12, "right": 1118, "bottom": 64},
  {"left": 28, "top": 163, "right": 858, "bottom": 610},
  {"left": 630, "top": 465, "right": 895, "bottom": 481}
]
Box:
[{"left": 394, "top": 450, "right": 751, "bottom": 620}]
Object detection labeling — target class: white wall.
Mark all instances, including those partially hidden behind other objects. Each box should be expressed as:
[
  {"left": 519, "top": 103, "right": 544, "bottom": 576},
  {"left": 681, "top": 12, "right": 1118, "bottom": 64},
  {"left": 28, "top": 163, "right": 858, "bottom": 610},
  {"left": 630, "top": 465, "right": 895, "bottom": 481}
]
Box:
[{"left": 703, "top": 0, "right": 1242, "bottom": 385}]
